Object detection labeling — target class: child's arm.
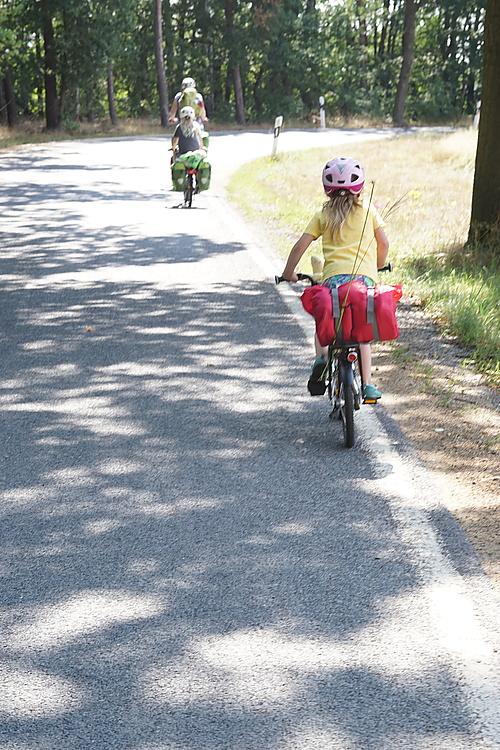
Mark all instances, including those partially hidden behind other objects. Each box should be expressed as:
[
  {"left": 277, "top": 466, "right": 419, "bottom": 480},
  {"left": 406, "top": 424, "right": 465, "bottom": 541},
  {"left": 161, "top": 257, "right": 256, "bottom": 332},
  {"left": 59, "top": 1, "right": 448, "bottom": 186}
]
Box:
[
  {"left": 375, "top": 227, "right": 389, "bottom": 269},
  {"left": 280, "top": 233, "right": 315, "bottom": 281}
]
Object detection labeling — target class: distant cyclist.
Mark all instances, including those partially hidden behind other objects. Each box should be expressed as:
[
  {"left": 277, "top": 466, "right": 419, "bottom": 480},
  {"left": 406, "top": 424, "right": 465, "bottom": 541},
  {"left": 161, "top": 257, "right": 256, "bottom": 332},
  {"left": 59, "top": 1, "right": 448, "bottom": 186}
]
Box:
[
  {"left": 168, "top": 77, "right": 208, "bottom": 126},
  {"left": 280, "top": 156, "right": 389, "bottom": 401}
]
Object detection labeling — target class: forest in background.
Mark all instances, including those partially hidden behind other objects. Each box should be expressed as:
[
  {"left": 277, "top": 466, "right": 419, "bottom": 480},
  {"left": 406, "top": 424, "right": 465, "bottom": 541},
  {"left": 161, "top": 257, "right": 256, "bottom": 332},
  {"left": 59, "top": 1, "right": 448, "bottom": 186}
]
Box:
[{"left": 0, "top": 0, "right": 486, "bottom": 130}]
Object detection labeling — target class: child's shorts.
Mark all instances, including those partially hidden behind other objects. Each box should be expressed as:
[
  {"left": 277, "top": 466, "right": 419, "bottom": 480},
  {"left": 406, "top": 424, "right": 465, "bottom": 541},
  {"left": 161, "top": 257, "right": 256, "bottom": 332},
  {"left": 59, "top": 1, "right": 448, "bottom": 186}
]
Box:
[{"left": 323, "top": 274, "right": 375, "bottom": 289}]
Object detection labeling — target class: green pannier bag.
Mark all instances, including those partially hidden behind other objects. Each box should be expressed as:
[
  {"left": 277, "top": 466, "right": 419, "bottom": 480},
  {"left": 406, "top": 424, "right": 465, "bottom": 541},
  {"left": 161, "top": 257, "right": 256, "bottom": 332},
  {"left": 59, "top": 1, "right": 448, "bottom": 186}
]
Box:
[
  {"left": 197, "top": 160, "right": 211, "bottom": 191},
  {"left": 171, "top": 160, "right": 186, "bottom": 191}
]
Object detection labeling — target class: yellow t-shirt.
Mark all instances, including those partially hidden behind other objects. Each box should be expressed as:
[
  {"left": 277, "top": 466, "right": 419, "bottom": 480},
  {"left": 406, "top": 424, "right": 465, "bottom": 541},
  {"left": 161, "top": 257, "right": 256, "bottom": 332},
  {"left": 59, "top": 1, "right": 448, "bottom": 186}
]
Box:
[{"left": 304, "top": 200, "right": 386, "bottom": 282}]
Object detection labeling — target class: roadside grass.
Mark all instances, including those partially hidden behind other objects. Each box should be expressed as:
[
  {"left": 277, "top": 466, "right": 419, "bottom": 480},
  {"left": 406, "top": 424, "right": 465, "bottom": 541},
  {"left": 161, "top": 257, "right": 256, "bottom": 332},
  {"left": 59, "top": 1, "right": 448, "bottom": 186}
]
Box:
[
  {"left": 0, "top": 117, "right": 232, "bottom": 151},
  {"left": 228, "top": 129, "right": 500, "bottom": 380},
  {"left": 0, "top": 118, "right": 167, "bottom": 150},
  {"left": 0, "top": 115, "right": 319, "bottom": 152}
]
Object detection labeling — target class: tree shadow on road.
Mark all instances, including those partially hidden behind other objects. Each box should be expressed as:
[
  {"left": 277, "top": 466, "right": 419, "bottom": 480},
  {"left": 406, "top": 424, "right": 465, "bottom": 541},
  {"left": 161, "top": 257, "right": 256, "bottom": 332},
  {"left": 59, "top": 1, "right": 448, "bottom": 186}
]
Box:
[{"left": 0, "top": 165, "right": 482, "bottom": 750}]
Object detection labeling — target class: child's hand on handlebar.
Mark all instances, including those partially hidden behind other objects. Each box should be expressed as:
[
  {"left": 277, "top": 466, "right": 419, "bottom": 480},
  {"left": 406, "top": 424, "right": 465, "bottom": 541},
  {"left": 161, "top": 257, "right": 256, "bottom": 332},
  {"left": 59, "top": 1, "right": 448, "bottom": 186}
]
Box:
[{"left": 280, "top": 271, "right": 299, "bottom": 282}]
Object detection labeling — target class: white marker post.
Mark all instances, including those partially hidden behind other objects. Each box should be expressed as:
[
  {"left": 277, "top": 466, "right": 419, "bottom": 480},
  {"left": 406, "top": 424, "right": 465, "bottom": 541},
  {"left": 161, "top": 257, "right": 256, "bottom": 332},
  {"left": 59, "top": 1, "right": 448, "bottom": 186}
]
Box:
[
  {"left": 473, "top": 100, "right": 481, "bottom": 129},
  {"left": 271, "top": 116, "right": 283, "bottom": 157},
  {"left": 319, "top": 96, "right": 326, "bottom": 129}
]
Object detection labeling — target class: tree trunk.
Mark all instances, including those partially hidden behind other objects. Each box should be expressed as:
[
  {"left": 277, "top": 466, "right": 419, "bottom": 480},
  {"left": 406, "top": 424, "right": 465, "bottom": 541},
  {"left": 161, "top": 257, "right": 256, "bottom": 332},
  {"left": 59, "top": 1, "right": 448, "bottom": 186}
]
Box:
[
  {"left": 58, "top": 69, "right": 67, "bottom": 124},
  {"left": 154, "top": 0, "right": 169, "bottom": 127},
  {"left": 378, "top": 0, "right": 391, "bottom": 58},
  {"left": 75, "top": 87, "right": 81, "bottom": 122},
  {"left": 468, "top": 0, "right": 500, "bottom": 247},
  {"left": 40, "top": 0, "right": 59, "bottom": 130},
  {"left": 232, "top": 65, "right": 246, "bottom": 125},
  {"left": 0, "top": 80, "right": 6, "bottom": 126},
  {"left": 356, "top": 0, "right": 368, "bottom": 88},
  {"left": 392, "top": 0, "right": 417, "bottom": 126},
  {"left": 3, "top": 67, "right": 18, "bottom": 127},
  {"left": 225, "top": 0, "right": 246, "bottom": 124},
  {"left": 107, "top": 66, "right": 119, "bottom": 126}
]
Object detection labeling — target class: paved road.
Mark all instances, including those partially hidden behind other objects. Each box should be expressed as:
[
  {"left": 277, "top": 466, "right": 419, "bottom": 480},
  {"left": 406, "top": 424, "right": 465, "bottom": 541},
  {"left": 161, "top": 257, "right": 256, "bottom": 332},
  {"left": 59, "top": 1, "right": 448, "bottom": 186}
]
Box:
[{"left": 1, "top": 131, "right": 500, "bottom": 750}]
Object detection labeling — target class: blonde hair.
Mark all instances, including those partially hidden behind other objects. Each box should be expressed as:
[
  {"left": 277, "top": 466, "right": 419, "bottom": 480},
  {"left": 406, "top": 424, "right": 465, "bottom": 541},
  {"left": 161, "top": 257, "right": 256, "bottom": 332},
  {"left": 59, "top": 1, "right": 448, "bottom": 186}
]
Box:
[
  {"left": 323, "top": 190, "right": 362, "bottom": 240},
  {"left": 180, "top": 117, "right": 201, "bottom": 139}
]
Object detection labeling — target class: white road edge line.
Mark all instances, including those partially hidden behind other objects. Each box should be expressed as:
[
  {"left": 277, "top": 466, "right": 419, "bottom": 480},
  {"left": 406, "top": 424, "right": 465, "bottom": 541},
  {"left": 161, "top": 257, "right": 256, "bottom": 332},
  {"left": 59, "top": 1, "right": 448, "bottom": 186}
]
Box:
[{"left": 364, "top": 409, "right": 500, "bottom": 749}]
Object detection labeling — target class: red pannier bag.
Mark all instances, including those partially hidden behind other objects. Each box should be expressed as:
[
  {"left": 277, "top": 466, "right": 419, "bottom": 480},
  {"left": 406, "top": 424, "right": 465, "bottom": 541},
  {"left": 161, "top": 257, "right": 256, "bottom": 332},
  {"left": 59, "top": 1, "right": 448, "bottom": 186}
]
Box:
[
  {"left": 301, "top": 281, "right": 402, "bottom": 345},
  {"left": 300, "top": 285, "right": 353, "bottom": 345}
]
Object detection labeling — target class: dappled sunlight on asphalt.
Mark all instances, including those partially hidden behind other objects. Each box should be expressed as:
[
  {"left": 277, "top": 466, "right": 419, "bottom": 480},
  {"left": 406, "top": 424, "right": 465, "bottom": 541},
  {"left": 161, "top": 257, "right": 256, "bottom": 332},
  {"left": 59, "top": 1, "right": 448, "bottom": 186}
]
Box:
[
  {"left": 7, "top": 590, "right": 165, "bottom": 652},
  {"left": 0, "top": 137, "right": 493, "bottom": 749},
  {"left": 0, "top": 663, "right": 86, "bottom": 717}
]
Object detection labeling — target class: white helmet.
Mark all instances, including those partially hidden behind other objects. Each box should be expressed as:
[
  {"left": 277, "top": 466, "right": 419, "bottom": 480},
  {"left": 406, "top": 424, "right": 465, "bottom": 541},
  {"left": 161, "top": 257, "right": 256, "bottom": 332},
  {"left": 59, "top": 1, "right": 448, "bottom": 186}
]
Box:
[
  {"left": 179, "top": 106, "right": 195, "bottom": 120},
  {"left": 181, "top": 77, "right": 196, "bottom": 90}
]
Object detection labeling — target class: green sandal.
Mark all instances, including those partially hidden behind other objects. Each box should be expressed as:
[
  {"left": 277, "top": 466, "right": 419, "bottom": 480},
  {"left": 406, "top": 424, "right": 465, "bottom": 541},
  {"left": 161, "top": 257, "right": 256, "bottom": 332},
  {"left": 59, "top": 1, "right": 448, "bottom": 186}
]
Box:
[{"left": 362, "top": 384, "right": 382, "bottom": 400}]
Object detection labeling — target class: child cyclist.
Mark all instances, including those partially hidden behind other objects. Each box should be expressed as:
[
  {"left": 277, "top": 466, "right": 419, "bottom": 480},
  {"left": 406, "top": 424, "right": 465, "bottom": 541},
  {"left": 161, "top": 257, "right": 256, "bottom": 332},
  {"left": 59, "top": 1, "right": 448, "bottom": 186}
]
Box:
[{"left": 280, "top": 156, "right": 389, "bottom": 400}]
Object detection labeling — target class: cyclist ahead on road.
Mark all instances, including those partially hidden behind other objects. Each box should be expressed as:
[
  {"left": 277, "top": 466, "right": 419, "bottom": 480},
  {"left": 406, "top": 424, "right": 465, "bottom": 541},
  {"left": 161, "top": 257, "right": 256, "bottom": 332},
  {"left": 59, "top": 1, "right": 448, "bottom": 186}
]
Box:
[
  {"left": 171, "top": 106, "right": 206, "bottom": 156},
  {"left": 168, "top": 77, "right": 208, "bottom": 126},
  {"left": 170, "top": 106, "right": 211, "bottom": 194},
  {"left": 280, "top": 156, "right": 389, "bottom": 401}
]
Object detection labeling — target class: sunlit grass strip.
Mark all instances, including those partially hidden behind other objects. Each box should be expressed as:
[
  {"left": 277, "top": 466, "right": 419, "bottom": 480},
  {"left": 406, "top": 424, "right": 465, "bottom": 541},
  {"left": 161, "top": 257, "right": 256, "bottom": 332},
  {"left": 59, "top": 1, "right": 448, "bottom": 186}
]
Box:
[{"left": 408, "top": 266, "right": 500, "bottom": 370}]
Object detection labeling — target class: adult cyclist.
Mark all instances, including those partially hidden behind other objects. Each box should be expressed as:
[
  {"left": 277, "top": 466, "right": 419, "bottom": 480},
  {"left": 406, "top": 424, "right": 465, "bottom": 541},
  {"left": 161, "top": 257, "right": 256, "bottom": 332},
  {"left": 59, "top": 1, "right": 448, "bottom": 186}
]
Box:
[{"left": 168, "top": 77, "right": 208, "bottom": 126}]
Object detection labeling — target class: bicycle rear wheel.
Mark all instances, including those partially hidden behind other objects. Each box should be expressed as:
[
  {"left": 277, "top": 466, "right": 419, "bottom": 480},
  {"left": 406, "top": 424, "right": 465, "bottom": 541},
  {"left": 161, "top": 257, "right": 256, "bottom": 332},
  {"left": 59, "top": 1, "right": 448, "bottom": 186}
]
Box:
[
  {"left": 339, "top": 360, "right": 355, "bottom": 448},
  {"left": 184, "top": 172, "right": 193, "bottom": 207}
]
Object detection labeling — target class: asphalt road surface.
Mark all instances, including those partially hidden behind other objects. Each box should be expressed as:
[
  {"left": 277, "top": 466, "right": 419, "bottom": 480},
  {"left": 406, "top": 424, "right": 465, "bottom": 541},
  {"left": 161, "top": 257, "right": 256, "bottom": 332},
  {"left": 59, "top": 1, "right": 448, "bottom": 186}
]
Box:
[{"left": 1, "top": 130, "right": 500, "bottom": 750}]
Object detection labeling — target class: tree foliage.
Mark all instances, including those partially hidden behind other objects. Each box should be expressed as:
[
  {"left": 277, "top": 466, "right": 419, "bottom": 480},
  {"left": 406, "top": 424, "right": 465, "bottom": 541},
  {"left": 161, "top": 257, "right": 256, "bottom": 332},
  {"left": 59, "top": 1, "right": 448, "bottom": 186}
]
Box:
[{"left": 0, "top": 0, "right": 488, "bottom": 126}]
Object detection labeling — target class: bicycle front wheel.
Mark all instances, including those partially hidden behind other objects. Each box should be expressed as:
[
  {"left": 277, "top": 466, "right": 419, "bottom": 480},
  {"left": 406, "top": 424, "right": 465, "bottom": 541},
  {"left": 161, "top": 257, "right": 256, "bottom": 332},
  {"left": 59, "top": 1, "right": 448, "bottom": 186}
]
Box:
[{"left": 339, "top": 360, "right": 355, "bottom": 448}]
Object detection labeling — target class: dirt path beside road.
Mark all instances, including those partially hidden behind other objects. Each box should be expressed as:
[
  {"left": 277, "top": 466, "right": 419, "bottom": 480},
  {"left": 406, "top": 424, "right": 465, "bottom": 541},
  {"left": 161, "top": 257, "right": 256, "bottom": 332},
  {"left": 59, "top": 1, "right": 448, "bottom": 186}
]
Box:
[{"left": 374, "top": 300, "right": 500, "bottom": 584}]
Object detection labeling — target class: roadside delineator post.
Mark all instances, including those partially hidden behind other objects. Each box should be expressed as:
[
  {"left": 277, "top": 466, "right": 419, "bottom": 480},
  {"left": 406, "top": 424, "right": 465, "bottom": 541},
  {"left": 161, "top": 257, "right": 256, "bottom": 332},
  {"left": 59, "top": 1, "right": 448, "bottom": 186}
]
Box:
[
  {"left": 271, "top": 116, "right": 283, "bottom": 157},
  {"left": 473, "top": 100, "right": 481, "bottom": 129},
  {"left": 319, "top": 96, "right": 326, "bottom": 129}
]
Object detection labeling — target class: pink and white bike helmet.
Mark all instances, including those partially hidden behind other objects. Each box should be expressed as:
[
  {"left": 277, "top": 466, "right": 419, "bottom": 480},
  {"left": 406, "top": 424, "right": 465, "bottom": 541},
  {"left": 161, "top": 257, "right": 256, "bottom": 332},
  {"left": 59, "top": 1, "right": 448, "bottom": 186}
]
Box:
[{"left": 322, "top": 156, "right": 365, "bottom": 195}]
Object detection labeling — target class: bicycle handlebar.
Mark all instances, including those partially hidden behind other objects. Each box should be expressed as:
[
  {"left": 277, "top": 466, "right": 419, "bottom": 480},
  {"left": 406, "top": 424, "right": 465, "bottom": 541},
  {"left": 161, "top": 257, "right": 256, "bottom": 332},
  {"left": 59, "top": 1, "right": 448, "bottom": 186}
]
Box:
[
  {"left": 275, "top": 263, "right": 392, "bottom": 286},
  {"left": 274, "top": 272, "right": 315, "bottom": 285}
]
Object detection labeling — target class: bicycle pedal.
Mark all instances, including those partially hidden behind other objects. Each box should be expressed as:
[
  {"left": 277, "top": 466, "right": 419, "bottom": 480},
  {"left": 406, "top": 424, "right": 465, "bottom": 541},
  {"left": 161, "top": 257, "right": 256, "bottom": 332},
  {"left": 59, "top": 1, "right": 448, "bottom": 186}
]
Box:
[{"left": 363, "top": 397, "right": 378, "bottom": 405}]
